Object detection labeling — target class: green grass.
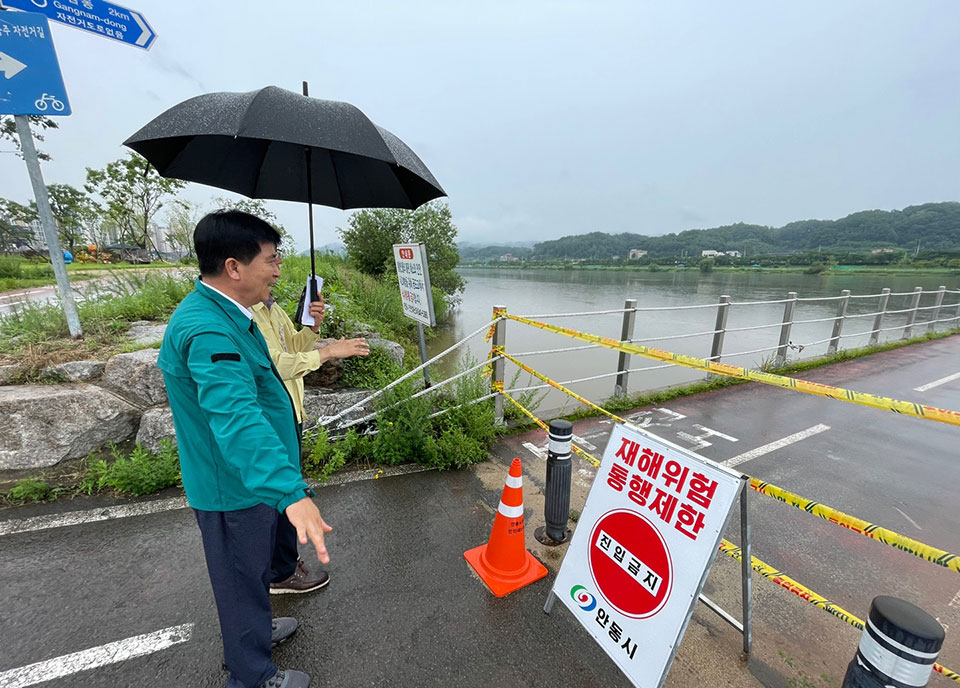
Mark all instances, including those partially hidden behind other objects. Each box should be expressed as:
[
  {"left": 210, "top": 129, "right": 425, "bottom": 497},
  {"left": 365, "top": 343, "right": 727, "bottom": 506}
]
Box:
[{"left": 5, "top": 478, "right": 58, "bottom": 503}]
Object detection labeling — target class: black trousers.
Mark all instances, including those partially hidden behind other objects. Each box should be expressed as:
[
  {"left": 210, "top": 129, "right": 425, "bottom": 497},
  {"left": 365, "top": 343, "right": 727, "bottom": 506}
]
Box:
[{"left": 195, "top": 504, "right": 279, "bottom": 688}]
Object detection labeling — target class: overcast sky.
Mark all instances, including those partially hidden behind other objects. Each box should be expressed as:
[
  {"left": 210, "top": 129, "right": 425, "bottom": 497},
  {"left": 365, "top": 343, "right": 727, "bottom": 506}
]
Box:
[{"left": 2, "top": 1, "right": 958, "bottom": 251}]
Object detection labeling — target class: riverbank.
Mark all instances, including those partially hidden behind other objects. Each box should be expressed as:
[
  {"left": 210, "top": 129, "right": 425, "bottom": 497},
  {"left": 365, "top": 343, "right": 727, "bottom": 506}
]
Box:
[{"left": 459, "top": 262, "right": 960, "bottom": 276}]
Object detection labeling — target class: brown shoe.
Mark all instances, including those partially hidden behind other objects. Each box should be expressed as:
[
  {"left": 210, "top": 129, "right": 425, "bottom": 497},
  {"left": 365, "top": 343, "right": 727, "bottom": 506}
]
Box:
[{"left": 270, "top": 559, "right": 330, "bottom": 595}]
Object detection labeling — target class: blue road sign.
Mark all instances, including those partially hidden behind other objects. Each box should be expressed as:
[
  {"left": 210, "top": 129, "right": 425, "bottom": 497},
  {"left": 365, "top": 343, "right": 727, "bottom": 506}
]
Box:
[
  {"left": 0, "top": 12, "right": 71, "bottom": 116},
  {"left": 2, "top": 0, "right": 156, "bottom": 50}
]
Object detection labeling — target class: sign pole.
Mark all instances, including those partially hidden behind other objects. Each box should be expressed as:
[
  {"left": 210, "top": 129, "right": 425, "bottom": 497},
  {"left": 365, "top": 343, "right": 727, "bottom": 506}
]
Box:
[
  {"left": 417, "top": 322, "right": 431, "bottom": 388},
  {"left": 14, "top": 115, "right": 82, "bottom": 338}
]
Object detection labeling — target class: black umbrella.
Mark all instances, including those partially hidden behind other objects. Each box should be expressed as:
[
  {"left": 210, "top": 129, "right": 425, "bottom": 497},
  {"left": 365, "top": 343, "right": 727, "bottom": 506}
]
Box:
[{"left": 123, "top": 84, "right": 446, "bottom": 302}]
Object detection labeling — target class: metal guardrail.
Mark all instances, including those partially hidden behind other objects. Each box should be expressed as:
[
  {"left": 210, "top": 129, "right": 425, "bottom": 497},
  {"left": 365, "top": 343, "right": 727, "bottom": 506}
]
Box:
[{"left": 502, "top": 286, "right": 960, "bottom": 401}]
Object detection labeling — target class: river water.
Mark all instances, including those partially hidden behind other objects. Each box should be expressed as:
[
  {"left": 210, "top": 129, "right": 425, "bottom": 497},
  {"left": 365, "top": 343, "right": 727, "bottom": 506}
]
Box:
[{"left": 427, "top": 268, "right": 960, "bottom": 415}]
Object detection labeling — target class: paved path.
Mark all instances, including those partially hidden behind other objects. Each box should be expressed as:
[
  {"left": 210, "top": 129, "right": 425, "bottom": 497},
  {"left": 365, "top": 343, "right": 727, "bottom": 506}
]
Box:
[{"left": 0, "top": 335, "right": 957, "bottom": 687}]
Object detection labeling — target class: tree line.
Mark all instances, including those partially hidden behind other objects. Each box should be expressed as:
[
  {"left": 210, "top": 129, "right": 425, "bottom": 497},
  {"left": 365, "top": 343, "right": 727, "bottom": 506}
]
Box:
[
  {"left": 0, "top": 150, "right": 298, "bottom": 262},
  {"left": 460, "top": 202, "right": 960, "bottom": 262}
]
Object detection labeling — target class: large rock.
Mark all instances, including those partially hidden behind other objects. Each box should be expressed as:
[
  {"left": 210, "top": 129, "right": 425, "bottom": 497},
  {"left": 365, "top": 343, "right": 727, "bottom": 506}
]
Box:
[
  {"left": 101, "top": 348, "right": 167, "bottom": 406},
  {"left": 43, "top": 360, "right": 105, "bottom": 382},
  {"left": 303, "top": 339, "right": 345, "bottom": 388},
  {"left": 0, "top": 384, "right": 139, "bottom": 470},
  {"left": 127, "top": 322, "right": 167, "bottom": 346},
  {"left": 302, "top": 388, "right": 375, "bottom": 430},
  {"left": 0, "top": 365, "right": 20, "bottom": 385},
  {"left": 136, "top": 406, "right": 177, "bottom": 454}
]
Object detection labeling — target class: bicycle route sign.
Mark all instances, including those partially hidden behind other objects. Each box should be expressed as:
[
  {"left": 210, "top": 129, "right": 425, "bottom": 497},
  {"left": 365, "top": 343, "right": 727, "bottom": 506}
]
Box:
[
  {"left": 551, "top": 423, "right": 742, "bottom": 688},
  {"left": 0, "top": 12, "right": 71, "bottom": 116},
  {"left": 2, "top": 0, "right": 156, "bottom": 50}
]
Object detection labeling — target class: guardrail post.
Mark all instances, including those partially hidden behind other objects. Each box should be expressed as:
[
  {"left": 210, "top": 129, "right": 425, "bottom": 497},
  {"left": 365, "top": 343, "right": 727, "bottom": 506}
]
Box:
[
  {"left": 841, "top": 596, "right": 943, "bottom": 687},
  {"left": 775, "top": 292, "right": 797, "bottom": 367},
  {"left": 614, "top": 299, "right": 637, "bottom": 397},
  {"left": 868, "top": 288, "right": 890, "bottom": 347},
  {"left": 709, "top": 295, "right": 731, "bottom": 366},
  {"left": 492, "top": 305, "right": 506, "bottom": 425},
  {"left": 536, "top": 419, "right": 573, "bottom": 546},
  {"left": 902, "top": 287, "right": 923, "bottom": 340},
  {"left": 827, "top": 289, "right": 851, "bottom": 355},
  {"left": 927, "top": 286, "right": 946, "bottom": 333}
]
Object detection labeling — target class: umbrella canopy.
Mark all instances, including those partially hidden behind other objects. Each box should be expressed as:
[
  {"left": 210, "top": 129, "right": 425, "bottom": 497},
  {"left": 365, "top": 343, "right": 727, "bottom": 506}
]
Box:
[{"left": 123, "top": 85, "right": 446, "bottom": 210}]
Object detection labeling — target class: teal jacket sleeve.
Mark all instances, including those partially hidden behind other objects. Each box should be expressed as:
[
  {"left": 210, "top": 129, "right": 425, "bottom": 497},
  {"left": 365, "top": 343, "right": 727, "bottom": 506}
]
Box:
[{"left": 186, "top": 330, "right": 307, "bottom": 512}]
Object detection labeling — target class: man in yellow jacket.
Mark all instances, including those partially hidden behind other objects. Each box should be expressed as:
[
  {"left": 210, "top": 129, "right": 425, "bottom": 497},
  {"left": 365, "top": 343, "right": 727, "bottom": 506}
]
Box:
[{"left": 252, "top": 290, "right": 369, "bottom": 594}]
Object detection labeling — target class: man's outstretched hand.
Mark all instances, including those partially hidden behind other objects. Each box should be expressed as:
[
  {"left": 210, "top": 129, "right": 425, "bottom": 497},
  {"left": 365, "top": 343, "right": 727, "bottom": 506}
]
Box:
[{"left": 285, "top": 497, "right": 333, "bottom": 564}]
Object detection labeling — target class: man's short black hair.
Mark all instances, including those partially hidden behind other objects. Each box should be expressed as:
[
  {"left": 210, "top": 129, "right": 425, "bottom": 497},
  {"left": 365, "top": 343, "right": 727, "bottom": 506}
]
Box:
[{"left": 194, "top": 210, "right": 282, "bottom": 276}]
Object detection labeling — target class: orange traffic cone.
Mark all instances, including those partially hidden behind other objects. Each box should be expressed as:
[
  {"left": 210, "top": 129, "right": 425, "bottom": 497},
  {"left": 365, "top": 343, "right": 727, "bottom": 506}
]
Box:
[{"left": 464, "top": 457, "right": 548, "bottom": 597}]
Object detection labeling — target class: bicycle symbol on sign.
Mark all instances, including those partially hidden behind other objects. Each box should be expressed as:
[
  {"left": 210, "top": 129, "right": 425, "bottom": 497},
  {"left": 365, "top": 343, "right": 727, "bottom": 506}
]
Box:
[{"left": 34, "top": 94, "right": 65, "bottom": 112}]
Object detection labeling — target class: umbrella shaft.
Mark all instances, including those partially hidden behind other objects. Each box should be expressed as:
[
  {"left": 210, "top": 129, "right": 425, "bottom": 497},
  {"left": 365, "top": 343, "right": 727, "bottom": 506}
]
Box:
[{"left": 305, "top": 145, "right": 317, "bottom": 283}]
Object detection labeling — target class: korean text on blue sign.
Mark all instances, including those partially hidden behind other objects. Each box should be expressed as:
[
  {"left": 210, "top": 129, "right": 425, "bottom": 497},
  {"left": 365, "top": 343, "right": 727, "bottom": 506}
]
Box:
[
  {"left": 0, "top": 12, "right": 71, "bottom": 116},
  {"left": 3, "top": 0, "right": 157, "bottom": 50}
]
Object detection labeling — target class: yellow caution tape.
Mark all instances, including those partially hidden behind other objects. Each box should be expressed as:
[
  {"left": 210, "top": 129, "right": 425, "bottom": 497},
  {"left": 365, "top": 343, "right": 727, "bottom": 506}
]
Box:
[
  {"left": 504, "top": 313, "right": 960, "bottom": 428},
  {"left": 719, "top": 540, "right": 960, "bottom": 683},
  {"left": 501, "top": 391, "right": 601, "bottom": 467},
  {"left": 500, "top": 351, "right": 632, "bottom": 426},
  {"left": 750, "top": 478, "right": 960, "bottom": 574},
  {"left": 484, "top": 309, "right": 506, "bottom": 343}
]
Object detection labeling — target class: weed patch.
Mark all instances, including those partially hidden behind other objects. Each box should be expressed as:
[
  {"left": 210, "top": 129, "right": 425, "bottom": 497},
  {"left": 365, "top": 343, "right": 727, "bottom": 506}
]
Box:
[{"left": 81, "top": 441, "right": 181, "bottom": 497}]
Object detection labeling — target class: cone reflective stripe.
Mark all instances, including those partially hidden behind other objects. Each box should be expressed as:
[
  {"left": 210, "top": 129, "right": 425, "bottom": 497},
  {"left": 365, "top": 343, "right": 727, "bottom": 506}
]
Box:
[{"left": 464, "top": 458, "right": 548, "bottom": 597}]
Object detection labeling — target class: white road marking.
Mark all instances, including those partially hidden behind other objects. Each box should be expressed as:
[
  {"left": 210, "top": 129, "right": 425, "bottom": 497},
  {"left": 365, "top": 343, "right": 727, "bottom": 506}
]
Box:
[
  {"left": 0, "top": 464, "right": 433, "bottom": 538},
  {"left": 721, "top": 424, "right": 831, "bottom": 469},
  {"left": 914, "top": 372, "right": 960, "bottom": 392},
  {"left": 948, "top": 590, "right": 960, "bottom": 609},
  {"left": 0, "top": 497, "right": 189, "bottom": 537},
  {"left": 677, "top": 424, "right": 739, "bottom": 451},
  {"left": 0, "top": 623, "right": 193, "bottom": 688},
  {"left": 892, "top": 507, "right": 922, "bottom": 531},
  {"left": 677, "top": 431, "right": 712, "bottom": 451},
  {"left": 627, "top": 407, "right": 686, "bottom": 428},
  {"left": 691, "top": 424, "right": 739, "bottom": 443},
  {"left": 523, "top": 441, "right": 547, "bottom": 460}
]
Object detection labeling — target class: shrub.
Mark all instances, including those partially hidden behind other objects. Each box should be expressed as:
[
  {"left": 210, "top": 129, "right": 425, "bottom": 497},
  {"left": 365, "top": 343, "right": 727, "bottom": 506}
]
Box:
[
  {"left": 81, "top": 440, "right": 181, "bottom": 497},
  {"left": 341, "top": 346, "right": 404, "bottom": 389},
  {"left": 6, "top": 478, "right": 53, "bottom": 503}
]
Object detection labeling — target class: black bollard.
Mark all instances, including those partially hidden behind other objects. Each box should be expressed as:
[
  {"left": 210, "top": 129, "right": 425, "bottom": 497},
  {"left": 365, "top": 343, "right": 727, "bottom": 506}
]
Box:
[
  {"left": 842, "top": 596, "right": 944, "bottom": 688},
  {"left": 536, "top": 419, "right": 573, "bottom": 545}
]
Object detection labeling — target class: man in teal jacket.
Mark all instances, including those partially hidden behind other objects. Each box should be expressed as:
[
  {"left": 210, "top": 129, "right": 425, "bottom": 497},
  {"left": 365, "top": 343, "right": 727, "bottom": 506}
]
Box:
[{"left": 159, "top": 210, "right": 328, "bottom": 688}]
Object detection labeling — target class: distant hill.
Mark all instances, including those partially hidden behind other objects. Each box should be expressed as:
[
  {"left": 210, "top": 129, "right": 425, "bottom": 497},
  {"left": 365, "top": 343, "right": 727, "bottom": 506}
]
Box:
[{"left": 461, "top": 202, "right": 960, "bottom": 260}]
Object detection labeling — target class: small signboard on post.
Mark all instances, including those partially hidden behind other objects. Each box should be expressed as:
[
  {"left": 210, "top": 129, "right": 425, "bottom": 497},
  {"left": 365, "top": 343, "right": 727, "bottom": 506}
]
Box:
[
  {"left": 393, "top": 242, "right": 435, "bottom": 386},
  {"left": 548, "top": 423, "right": 742, "bottom": 688},
  {"left": 393, "top": 243, "right": 435, "bottom": 328}
]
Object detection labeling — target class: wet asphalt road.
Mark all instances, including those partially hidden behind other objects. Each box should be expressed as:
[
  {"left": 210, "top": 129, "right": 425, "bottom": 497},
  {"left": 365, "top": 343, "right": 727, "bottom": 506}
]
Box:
[{"left": 0, "top": 335, "right": 958, "bottom": 687}]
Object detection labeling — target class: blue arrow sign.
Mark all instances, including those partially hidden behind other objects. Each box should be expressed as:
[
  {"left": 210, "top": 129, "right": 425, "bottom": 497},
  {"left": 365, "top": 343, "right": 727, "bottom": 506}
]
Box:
[
  {"left": 2, "top": 0, "right": 156, "bottom": 50},
  {"left": 0, "top": 12, "right": 71, "bottom": 116}
]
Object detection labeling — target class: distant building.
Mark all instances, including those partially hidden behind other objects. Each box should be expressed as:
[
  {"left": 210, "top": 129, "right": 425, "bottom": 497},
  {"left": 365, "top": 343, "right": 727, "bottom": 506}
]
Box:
[
  {"left": 611, "top": 255, "right": 620, "bottom": 260},
  {"left": 725, "top": 250, "right": 742, "bottom": 258},
  {"left": 870, "top": 248, "right": 898, "bottom": 254},
  {"left": 499, "top": 253, "right": 519, "bottom": 262},
  {"left": 701, "top": 250, "right": 721, "bottom": 258},
  {"left": 628, "top": 249, "right": 648, "bottom": 259}
]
